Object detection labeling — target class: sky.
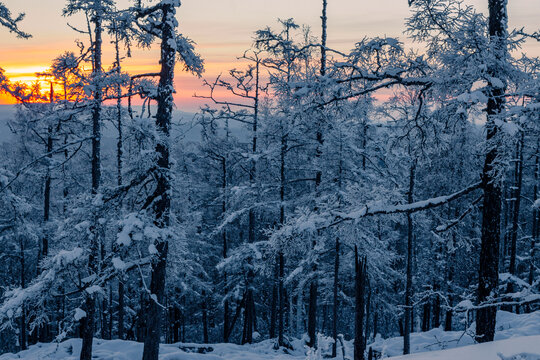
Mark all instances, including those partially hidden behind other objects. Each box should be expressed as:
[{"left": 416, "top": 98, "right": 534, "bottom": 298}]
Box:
[{"left": 0, "top": 0, "right": 539, "bottom": 112}]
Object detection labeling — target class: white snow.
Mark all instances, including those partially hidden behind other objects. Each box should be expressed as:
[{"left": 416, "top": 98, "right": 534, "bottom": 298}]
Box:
[
  {"left": 73, "top": 308, "right": 86, "bottom": 321},
  {"left": 0, "top": 339, "right": 306, "bottom": 360},
  {"left": 85, "top": 285, "right": 102, "bottom": 295},
  {"left": 370, "top": 311, "right": 540, "bottom": 358},
  {"left": 148, "top": 244, "right": 158, "bottom": 255},
  {"left": 112, "top": 257, "right": 127, "bottom": 271},
  {"left": 387, "top": 336, "right": 540, "bottom": 360},
  {"left": 2, "top": 311, "right": 539, "bottom": 360}
]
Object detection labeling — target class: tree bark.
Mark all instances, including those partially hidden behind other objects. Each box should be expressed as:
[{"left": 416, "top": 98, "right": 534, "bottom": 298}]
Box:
[
  {"left": 222, "top": 156, "right": 230, "bottom": 343},
  {"left": 242, "top": 56, "right": 260, "bottom": 346},
  {"left": 278, "top": 252, "right": 286, "bottom": 347},
  {"left": 20, "top": 238, "right": 27, "bottom": 351},
  {"left": 331, "top": 237, "right": 339, "bottom": 357},
  {"left": 307, "top": 281, "right": 318, "bottom": 348},
  {"left": 507, "top": 132, "right": 524, "bottom": 297},
  {"left": 202, "top": 291, "right": 209, "bottom": 344},
  {"left": 421, "top": 303, "right": 430, "bottom": 332},
  {"left": 142, "top": 2, "right": 176, "bottom": 359},
  {"left": 476, "top": 0, "right": 507, "bottom": 343},
  {"left": 354, "top": 248, "right": 367, "bottom": 360},
  {"left": 307, "top": 0, "right": 328, "bottom": 349},
  {"left": 80, "top": 3, "right": 103, "bottom": 358},
  {"left": 403, "top": 162, "right": 415, "bottom": 354},
  {"left": 270, "top": 261, "right": 278, "bottom": 339},
  {"left": 277, "top": 120, "right": 287, "bottom": 348},
  {"left": 530, "top": 139, "right": 539, "bottom": 286},
  {"left": 364, "top": 285, "right": 371, "bottom": 351}
]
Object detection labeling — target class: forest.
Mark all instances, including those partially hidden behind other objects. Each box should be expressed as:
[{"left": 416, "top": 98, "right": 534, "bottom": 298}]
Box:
[{"left": 0, "top": 0, "right": 539, "bottom": 359}]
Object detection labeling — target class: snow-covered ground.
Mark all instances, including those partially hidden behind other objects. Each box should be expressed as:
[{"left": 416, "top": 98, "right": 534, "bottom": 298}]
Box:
[
  {"left": 1, "top": 311, "right": 539, "bottom": 360},
  {"left": 0, "top": 339, "right": 306, "bottom": 360},
  {"left": 389, "top": 336, "right": 540, "bottom": 360},
  {"left": 370, "top": 310, "right": 540, "bottom": 357}
]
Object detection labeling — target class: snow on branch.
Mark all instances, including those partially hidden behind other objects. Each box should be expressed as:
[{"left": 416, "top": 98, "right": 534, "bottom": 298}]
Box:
[
  {"left": 435, "top": 195, "right": 483, "bottom": 232},
  {"left": 272, "top": 181, "right": 482, "bottom": 241},
  {"left": 176, "top": 34, "right": 204, "bottom": 77},
  {"left": 0, "top": 2, "right": 31, "bottom": 39},
  {"left": 330, "top": 181, "right": 482, "bottom": 224}
]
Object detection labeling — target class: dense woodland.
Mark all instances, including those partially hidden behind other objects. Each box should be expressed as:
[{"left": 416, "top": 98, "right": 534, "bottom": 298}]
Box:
[{"left": 0, "top": 0, "right": 539, "bottom": 359}]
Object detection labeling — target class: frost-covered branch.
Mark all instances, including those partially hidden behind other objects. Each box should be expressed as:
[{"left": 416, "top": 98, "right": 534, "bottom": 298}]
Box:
[{"left": 0, "top": 2, "right": 31, "bottom": 38}]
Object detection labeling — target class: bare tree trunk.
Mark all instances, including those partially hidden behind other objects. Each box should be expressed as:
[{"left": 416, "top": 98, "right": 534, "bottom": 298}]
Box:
[
  {"left": 242, "top": 57, "right": 260, "bottom": 346},
  {"left": 173, "top": 307, "right": 180, "bottom": 343},
  {"left": 296, "top": 291, "right": 303, "bottom": 338},
  {"left": 421, "top": 303, "right": 430, "bottom": 332},
  {"left": 113, "top": 21, "right": 125, "bottom": 343},
  {"left": 530, "top": 139, "right": 539, "bottom": 286},
  {"left": 308, "top": 0, "right": 328, "bottom": 349},
  {"left": 364, "top": 285, "right": 371, "bottom": 351},
  {"left": 403, "top": 162, "right": 415, "bottom": 354},
  {"left": 202, "top": 291, "right": 209, "bottom": 344},
  {"left": 142, "top": 3, "right": 176, "bottom": 359},
  {"left": 80, "top": 4, "right": 103, "bottom": 358},
  {"left": 445, "top": 214, "right": 456, "bottom": 331},
  {"left": 476, "top": 0, "right": 507, "bottom": 343},
  {"left": 270, "top": 261, "right": 278, "bottom": 339},
  {"left": 278, "top": 252, "right": 286, "bottom": 347},
  {"left": 242, "top": 290, "right": 255, "bottom": 344},
  {"left": 277, "top": 125, "right": 287, "bottom": 348},
  {"left": 507, "top": 132, "right": 524, "bottom": 298},
  {"left": 433, "top": 294, "right": 441, "bottom": 329},
  {"left": 354, "top": 248, "right": 367, "bottom": 360},
  {"left": 331, "top": 237, "right": 339, "bottom": 357},
  {"left": 221, "top": 155, "right": 230, "bottom": 343},
  {"left": 38, "top": 84, "right": 54, "bottom": 343},
  {"left": 20, "top": 238, "right": 27, "bottom": 351}
]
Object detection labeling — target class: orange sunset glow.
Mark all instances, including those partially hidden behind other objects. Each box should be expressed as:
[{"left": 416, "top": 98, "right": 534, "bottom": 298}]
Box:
[{"left": 1, "top": 0, "right": 539, "bottom": 111}]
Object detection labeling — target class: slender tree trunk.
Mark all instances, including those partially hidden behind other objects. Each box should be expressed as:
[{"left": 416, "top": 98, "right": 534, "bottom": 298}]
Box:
[
  {"left": 476, "top": 0, "right": 507, "bottom": 343},
  {"left": 403, "top": 162, "right": 415, "bottom": 354},
  {"left": 373, "top": 310, "right": 378, "bottom": 340},
  {"left": 81, "top": 4, "right": 103, "bottom": 358},
  {"left": 43, "top": 131, "right": 52, "bottom": 260},
  {"left": 242, "top": 58, "right": 260, "bottom": 346},
  {"left": 331, "top": 237, "right": 339, "bottom": 357},
  {"left": 173, "top": 307, "right": 180, "bottom": 343},
  {"left": 202, "top": 291, "right": 209, "bottom": 343},
  {"left": 354, "top": 248, "right": 367, "bottom": 360},
  {"left": 38, "top": 84, "right": 54, "bottom": 343},
  {"left": 421, "top": 303, "right": 430, "bottom": 332},
  {"left": 113, "top": 22, "right": 125, "bottom": 343},
  {"left": 278, "top": 252, "right": 286, "bottom": 347},
  {"left": 270, "top": 262, "right": 278, "bottom": 339},
  {"left": 364, "top": 285, "right": 371, "bottom": 351},
  {"left": 530, "top": 139, "right": 539, "bottom": 286},
  {"left": 445, "top": 214, "right": 456, "bottom": 331},
  {"left": 307, "top": 281, "right": 318, "bottom": 348},
  {"left": 118, "top": 280, "right": 124, "bottom": 339},
  {"left": 432, "top": 294, "right": 441, "bottom": 329},
  {"left": 242, "top": 291, "right": 255, "bottom": 344},
  {"left": 277, "top": 124, "right": 287, "bottom": 347},
  {"left": 20, "top": 238, "right": 27, "bottom": 351},
  {"left": 222, "top": 155, "right": 230, "bottom": 343},
  {"left": 142, "top": 3, "right": 176, "bottom": 359},
  {"left": 501, "top": 181, "right": 509, "bottom": 267},
  {"left": 296, "top": 291, "right": 303, "bottom": 338},
  {"left": 507, "top": 132, "right": 524, "bottom": 298},
  {"left": 307, "top": 0, "right": 328, "bottom": 349}
]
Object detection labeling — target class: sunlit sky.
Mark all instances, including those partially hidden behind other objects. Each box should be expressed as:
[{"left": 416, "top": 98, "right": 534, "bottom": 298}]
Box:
[{"left": 0, "top": 0, "right": 539, "bottom": 111}]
